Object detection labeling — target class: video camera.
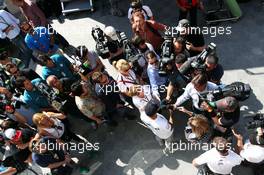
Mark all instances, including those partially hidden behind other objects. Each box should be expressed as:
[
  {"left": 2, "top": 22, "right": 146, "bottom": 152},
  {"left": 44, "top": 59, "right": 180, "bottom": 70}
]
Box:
[
  {"left": 34, "top": 81, "right": 67, "bottom": 112},
  {"left": 122, "top": 37, "right": 144, "bottom": 73},
  {"left": 179, "top": 43, "right": 216, "bottom": 75},
  {"left": 244, "top": 113, "right": 264, "bottom": 130},
  {"left": 158, "top": 33, "right": 175, "bottom": 76},
  {"left": 70, "top": 55, "right": 93, "bottom": 76},
  {"left": 91, "top": 27, "right": 110, "bottom": 59},
  {"left": 199, "top": 82, "right": 251, "bottom": 102}
]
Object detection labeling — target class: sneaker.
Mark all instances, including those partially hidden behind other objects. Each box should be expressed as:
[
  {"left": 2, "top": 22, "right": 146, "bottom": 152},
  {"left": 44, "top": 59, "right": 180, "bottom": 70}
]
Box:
[{"left": 57, "top": 15, "right": 65, "bottom": 24}]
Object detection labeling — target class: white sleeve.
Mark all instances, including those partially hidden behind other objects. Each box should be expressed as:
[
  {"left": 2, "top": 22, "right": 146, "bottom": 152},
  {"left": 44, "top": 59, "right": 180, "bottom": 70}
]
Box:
[
  {"left": 128, "top": 8, "right": 133, "bottom": 19},
  {"left": 175, "top": 83, "right": 192, "bottom": 106},
  {"left": 194, "top": 151, "right": 210, "bottom": 165},
  {"left": 143, "top": 6, "right": 153, "bottom": 17},
  {"left": 5, "top": 10, "right": 20, "bottom": 25},
  {"left": 207, "top": 82, "right": 219, "bottom": 91},
  {"left": 232, "top": 152, "right": 243, "bottom": 165},
  {"left": 146, "top": 43, "right": 160, "bottom": 59}
]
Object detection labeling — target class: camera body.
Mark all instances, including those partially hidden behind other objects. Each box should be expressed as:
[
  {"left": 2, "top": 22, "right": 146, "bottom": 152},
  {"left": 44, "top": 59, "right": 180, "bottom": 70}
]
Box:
[
  {"left": 179, "top": 43, "right": 217, "bottom": 76},
  {"left": 123, "top": 39, "right": 144, "bottom": 73},
  {"left": 191, "top": 42, "right": 216, "bottom": 71},
  {"left": 34, "top": 81, "right": 67, "bottom": 112},
  {"left": 71, "top": 55, "right": 93, "bottom": 76},
  {"left": 199, "top": 82, "right": 251, "bottom": 102},
  {"left": 158, "top": 34, "right": 175, "bottom": 76},
  {"left": 91, "top": 27, "right": 110, "bottom": 59},
  {"left": 245, "top": 113, "right": 264, "bottom": 130}
]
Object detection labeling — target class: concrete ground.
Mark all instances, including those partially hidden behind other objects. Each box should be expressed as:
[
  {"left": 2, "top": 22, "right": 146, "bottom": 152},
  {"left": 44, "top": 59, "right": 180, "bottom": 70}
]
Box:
[{"left": 31, "top": 0, "right": 264, "bottom": 174}]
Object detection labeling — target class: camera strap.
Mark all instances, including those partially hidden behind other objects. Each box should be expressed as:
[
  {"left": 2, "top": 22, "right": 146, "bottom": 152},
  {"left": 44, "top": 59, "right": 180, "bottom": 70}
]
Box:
[{"left": 118, "top": 71, "right": 139, "bottom": 85}]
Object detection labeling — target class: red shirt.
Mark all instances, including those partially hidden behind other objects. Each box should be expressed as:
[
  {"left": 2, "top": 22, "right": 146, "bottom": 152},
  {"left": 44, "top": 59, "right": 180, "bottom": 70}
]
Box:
[
  {"left": 132, "top": 20, "right": 166, "bottom": 51},
  {"left": 178, "top": 0, "right": 198, "bottom": 8},
  {"left": 21, "top": 0, "right": 48, "bottom": 27}
]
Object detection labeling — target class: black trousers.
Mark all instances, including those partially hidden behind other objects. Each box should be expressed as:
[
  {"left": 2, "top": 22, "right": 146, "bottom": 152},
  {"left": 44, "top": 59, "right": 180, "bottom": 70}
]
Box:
[
  {"left": 198, "top": 164, "right": 230, "bottom": 175},
  {"left": 242, "top": 160, "right": 264, "bottom": 175},
  {"left": 37, "top": 0, "right": 62, "bottom": 18},
  {"left": 179, "top": 7, "right": 198, "bottom": 27}
]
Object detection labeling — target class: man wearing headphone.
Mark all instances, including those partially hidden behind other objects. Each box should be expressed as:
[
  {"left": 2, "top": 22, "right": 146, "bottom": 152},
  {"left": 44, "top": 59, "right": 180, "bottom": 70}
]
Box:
[{"left": 128, "top": 0, "right": 154, "bottom": 23}]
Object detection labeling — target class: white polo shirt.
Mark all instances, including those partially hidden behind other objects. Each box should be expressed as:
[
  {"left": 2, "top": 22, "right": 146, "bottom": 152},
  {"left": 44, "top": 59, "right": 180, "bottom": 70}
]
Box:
[
  {"left": 240, "top": 140, "right": 264, "bottom": 163},
  {"left": 116, "top": 69, "right": 138, "bottom": 93},
  {"left": 175, "top": 82, "right": 218, "bottom": 110},
  {"left": 132, "top": 85, "right": 160, "bottom": 111},
  {"left": 141, "top": 112, "right": 173, "bottom": 140},
  {"left": 195, "top": 148, "right": 243, "bottom": 174}
]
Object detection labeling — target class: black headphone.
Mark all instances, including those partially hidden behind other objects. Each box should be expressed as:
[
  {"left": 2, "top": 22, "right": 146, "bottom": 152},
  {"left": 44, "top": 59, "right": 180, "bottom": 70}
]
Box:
[{"left": 130, "top": 0, "right": 143, "bottom": 9}]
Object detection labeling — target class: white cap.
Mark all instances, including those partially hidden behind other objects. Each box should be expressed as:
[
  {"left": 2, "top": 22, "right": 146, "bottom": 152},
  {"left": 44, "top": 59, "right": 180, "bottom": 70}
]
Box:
[
  {"left": 176, "top": 19, "right": 190, "bottom": 32},
  {"left": 104, "top": 26, "right": 119, "bottom": 41},
  {"left": 4, "top": 128, "right": 22, "bottom": 141}
]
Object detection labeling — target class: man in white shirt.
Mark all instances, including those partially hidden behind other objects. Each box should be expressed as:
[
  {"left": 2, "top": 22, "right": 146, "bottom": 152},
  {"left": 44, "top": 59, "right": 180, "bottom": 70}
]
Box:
[
  {"left": 128, "top": 0, "right": 153, "bottom": 22},
  {"left": 0, "top": 10, "right": 35, "bottom": 67},
  {"left": 127, "top": 84, "right": 160, "bottom": 112},
  {"left": 116, "top": 69, "right": 138, "bottom": 94},
  {"left": 233, "top": 128, "right": 264, "bottom": 175},
  {"left": 141, "top": 98, "right": 174, "bottom": 153},
  {"left": 174, "top": 73, "right": 218, "bottom": 112},
  {"left": 193, "top": 137, "right": 243, "bottom": 175}
]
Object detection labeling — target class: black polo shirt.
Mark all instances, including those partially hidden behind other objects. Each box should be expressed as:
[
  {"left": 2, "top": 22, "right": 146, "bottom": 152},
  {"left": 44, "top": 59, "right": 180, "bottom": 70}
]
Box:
[{"left": 219, "top": 106, "right": 240, "bottom": 128}]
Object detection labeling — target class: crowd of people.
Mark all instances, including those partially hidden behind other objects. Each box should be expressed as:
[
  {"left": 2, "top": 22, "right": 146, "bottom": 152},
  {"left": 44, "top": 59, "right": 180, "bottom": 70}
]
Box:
[{"left": 0, "top": 0, "right": 263, "bottom": 175}]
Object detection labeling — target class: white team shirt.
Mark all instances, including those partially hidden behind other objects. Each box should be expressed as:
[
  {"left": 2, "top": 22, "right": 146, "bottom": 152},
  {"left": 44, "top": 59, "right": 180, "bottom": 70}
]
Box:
[
  {"left": 116, "top": 69, "right": 138, "bottom": 93},
  {"left": 240, "top": 140, "right": 264, "bottom": 163},
  {"left": 128, "top": 5, "right": 153, "bottom": 20},
  {"left": 132, "top": 85, "right": 160, "bottom": 111},
  {"left": 141, "top": 112, "right": 173, "bottom": 139},
  {"left": 195, "top": 148, "right": 243, "bottom": 174},
  {"left": 175, "top": 82, "right": 218, "bottom": 110}
]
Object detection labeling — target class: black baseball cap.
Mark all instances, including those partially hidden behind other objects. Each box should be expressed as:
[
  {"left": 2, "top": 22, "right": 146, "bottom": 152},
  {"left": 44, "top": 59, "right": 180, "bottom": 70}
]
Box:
[{"left": 145, "top": 99, "right": 160, "bottom": 116}]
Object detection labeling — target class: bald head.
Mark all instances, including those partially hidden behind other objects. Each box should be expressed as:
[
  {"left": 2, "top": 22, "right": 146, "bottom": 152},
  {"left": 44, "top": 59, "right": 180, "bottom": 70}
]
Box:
[{"left": 46, "top": 75, "right": 62, "bottom": 90}]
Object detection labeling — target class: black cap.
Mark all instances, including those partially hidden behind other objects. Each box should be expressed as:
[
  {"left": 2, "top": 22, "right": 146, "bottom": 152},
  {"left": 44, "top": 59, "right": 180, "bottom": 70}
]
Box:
[
  {"left": 145, "top": 98, "right": 160, "bottom": 116},
  {"left": 131, "top": 0, "right": 142, "bottom": 9}
]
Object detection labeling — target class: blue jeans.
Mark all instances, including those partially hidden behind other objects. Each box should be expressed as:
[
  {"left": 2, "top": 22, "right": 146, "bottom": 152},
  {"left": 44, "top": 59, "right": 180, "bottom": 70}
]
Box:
[{"left": 11, "top": 34, "right": 36, "bottom": 68}]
